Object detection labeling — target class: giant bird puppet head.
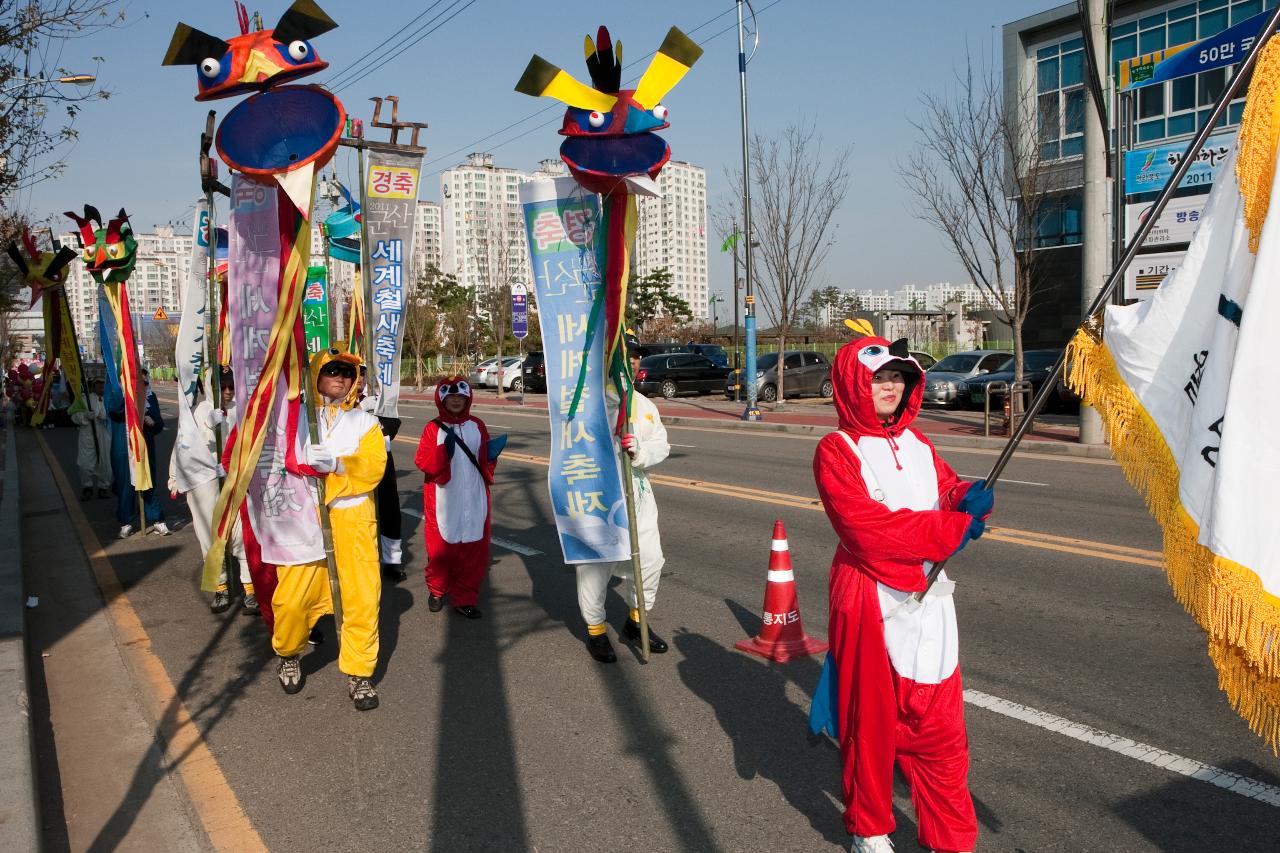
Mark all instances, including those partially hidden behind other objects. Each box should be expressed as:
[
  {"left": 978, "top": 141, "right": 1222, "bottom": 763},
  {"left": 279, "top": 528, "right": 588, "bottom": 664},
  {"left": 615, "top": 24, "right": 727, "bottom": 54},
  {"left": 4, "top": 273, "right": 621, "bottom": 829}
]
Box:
[
  {"left": 5, "top": 230, "right": 77, "bottom": 308},
  {"left": 515, "top": 26, "right": 703, "bottom": 196},
  {"left": 161, "top": 0, "right": 336, "bottom": 101},
  {"left": 64, "top": 206, "right": 138, "bottom": 284}
]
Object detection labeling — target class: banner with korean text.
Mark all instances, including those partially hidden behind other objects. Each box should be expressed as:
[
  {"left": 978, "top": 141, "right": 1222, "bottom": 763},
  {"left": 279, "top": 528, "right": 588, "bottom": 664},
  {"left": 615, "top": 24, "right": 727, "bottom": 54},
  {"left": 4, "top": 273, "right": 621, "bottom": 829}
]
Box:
[
  {"left": 302, "top": 264, "right": 330, "bottom": 355},
  {"left": 363, "top": 147, "right": 422, "bottom": 418},
  {"left": 520, "top": 177, "right": 629, "bottom": 564},
  {"left": 227, "top": 175, "right": 323, "bottom": 566},
  {"left": 171, "top": 197, "right": 219, "bottom": 492}
]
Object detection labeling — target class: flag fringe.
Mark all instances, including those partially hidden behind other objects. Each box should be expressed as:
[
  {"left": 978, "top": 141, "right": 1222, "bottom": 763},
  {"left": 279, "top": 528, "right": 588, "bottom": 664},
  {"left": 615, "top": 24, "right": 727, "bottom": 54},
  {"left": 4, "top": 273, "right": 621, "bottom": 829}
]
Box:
[{"left": 1067, "top": 326, "right": 1280, "bottom": 752}]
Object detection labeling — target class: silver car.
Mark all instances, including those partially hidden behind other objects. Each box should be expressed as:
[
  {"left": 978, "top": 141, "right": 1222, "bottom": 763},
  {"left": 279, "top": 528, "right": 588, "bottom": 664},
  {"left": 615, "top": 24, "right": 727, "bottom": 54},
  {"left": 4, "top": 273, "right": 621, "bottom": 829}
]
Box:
[{"left": 922, "top": 350, "right": 1011, "bottom": 407}]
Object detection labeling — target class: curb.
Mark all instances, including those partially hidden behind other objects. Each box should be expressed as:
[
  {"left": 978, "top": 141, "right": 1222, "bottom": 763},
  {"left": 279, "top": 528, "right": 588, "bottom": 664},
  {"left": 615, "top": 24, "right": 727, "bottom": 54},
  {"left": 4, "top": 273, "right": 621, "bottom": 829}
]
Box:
[
  {"left": 469, "top": 402, "right": 1114, "bottom": 460},
  {"left": 0, "top": 411, "right": 40, "bottom": 852}
]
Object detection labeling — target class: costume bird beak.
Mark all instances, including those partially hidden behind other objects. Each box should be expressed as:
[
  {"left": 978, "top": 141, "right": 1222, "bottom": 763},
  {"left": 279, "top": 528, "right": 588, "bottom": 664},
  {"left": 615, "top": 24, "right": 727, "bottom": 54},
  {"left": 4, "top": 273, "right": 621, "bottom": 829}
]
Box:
[
  {"left": 94, "top": 246, "right": 107, "bottom": 267},
  {"left": 240, "top": 49, "right": 279, "bottom": 84}
]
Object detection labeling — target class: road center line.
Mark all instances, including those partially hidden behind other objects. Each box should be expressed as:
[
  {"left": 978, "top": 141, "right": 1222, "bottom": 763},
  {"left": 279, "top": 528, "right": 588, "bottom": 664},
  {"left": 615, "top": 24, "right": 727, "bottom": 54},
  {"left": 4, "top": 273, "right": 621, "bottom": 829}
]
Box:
[{"left": 964, "top": 689, "right": 1280, "bottom": 808}]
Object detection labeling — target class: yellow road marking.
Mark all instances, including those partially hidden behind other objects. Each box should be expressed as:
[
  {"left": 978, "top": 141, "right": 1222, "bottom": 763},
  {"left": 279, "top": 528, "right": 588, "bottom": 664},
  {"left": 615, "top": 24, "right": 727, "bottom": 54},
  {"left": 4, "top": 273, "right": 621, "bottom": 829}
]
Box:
[
  {"left": 36, "top": 433, "right": 267, "bottom": 852},
  {"left": 452, "top": 441, "right": 1162, "bottom": 568}
]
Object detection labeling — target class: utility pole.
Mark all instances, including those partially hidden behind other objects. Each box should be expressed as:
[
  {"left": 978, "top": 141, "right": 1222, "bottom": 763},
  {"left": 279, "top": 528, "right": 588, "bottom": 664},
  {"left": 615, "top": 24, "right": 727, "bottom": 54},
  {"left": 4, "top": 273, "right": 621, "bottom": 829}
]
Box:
[
  {"left": 1079, "top": 0, "right": 1109, "bottom": 444},
  {"left": 732, "top": 222, "right": 741, "bottom": 402},
  {"left": 737, "top": 0, "right": 761, "bottom": 421}
]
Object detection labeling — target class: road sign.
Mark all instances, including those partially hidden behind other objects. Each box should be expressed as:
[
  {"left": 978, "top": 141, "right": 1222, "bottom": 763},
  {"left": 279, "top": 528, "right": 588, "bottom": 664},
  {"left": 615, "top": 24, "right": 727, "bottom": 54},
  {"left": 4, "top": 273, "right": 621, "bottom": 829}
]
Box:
[
  {"left": 152, "top": 308, "right": 168, "bottom": 321},
  {"left": 512, "top": 282, "right": 529, "bottom": 339},
  {"left": 1124, "top": 8, "right": 1271, "bottom": 90}
]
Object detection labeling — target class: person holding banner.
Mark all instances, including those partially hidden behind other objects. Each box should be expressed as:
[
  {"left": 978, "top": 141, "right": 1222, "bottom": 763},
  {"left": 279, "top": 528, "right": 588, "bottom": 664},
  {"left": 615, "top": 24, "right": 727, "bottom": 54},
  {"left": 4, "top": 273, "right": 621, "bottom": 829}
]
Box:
[
  {"left": 278, "top": 349, "right": 386, "bottom": 711},
  {"left": 170, "top": 368, "right": 254, "bottom": 614},
  {"left": 811, "top": 337, "right": 991, "bottom": 853},
  {"left": 414, "top": 378, "right": 496, "bottom": 619},
  {"left": 574, "top": 346, "right": 672, "bottom": 664},
  {"left": 356, "top": 366, "right": 406, "bottom": 582},
  {"left": 111, "top": 367, "right": 170, "bottom": 538},
  {"left": 72, "top": 376, "right": 112, "bottom": 500}
]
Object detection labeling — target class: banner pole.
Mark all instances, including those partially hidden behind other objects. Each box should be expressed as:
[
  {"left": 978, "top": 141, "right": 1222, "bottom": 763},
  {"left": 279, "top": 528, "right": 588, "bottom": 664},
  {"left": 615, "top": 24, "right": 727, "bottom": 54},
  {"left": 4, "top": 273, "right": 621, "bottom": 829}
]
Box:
[{"left": 910, "top": 6, "right": 1280, "bottom": 605}]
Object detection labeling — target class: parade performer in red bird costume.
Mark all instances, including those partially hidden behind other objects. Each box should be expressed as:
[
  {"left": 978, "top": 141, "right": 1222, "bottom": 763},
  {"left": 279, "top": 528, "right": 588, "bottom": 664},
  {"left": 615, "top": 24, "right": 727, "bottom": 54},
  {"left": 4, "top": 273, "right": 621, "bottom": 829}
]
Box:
[
  {"left": 811, "top": 337, "right": 994, "bottom": 853},
  {"left": 414, "top": 378, "right": 498, "bottom": 619}
]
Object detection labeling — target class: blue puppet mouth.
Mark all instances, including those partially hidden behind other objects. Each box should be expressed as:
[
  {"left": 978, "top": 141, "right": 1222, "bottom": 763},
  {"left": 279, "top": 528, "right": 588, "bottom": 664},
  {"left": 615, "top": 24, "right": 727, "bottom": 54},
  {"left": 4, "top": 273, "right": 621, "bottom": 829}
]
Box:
[{"left": 560, "top": 133, "right": 670, "bottom": 178}]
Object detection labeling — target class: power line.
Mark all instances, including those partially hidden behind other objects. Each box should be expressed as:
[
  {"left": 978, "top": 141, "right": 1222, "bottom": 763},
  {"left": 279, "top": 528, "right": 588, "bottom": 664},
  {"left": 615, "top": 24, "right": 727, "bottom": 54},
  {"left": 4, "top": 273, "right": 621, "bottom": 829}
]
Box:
[
  {"left": 322, "top": 0, "right": 450, "bottom": 91},
  {"left": 329, "top": 0, "right": 480, "bottom": 96},
  {"left": 422, "top": 0, "right": 785, "bottom": 177},
  {"left": 419, "top": 4, "right": 750, "bottom": 173}
]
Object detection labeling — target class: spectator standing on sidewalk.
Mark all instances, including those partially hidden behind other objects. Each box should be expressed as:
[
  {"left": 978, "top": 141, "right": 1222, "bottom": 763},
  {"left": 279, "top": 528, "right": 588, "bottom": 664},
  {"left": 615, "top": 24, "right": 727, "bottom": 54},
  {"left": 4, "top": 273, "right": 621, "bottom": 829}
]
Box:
[{"left": 71, "top": 377, "right": 112, "bottom": 500}]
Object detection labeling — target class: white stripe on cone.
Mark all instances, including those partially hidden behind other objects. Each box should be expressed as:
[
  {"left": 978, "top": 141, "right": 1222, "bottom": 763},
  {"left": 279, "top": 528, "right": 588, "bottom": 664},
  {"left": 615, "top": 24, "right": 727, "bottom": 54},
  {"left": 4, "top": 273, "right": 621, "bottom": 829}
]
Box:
[
  {"left": 771, "top": 539, "right": 789, "bottom": 551},
  {"left": 767, "top": 569, "right": 795, "bottom": 583}
]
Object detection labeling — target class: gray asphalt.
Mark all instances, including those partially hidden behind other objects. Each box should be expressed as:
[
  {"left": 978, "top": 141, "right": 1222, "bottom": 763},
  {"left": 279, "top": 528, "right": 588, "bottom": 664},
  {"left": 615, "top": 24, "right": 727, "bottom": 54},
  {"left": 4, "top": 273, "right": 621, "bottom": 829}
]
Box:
[{"left": 32, "top": 392, "right": 1280, "bottom": 852}]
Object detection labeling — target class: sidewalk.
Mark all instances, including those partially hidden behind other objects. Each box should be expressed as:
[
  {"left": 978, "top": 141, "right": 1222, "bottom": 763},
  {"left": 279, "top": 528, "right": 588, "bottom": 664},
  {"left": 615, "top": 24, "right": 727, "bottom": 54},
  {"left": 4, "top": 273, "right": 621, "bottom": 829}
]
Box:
[{"left": 0, "top": 413, "right": 39, "bottom": 852}]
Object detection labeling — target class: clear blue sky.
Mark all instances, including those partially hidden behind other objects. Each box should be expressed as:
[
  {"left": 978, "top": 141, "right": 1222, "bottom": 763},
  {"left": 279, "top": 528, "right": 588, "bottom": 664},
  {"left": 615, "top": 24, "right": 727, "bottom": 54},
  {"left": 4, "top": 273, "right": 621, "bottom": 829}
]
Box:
[{"left": 23, "top": 0, "right": 1055, "bottom": 306}]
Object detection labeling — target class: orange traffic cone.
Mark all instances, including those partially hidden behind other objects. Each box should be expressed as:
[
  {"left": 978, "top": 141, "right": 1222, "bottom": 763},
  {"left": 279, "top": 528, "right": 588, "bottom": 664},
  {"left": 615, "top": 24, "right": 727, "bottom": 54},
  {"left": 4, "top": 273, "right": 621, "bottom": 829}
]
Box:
[{"left": 735, "top": 519, "right": 828, "bottom": 662}]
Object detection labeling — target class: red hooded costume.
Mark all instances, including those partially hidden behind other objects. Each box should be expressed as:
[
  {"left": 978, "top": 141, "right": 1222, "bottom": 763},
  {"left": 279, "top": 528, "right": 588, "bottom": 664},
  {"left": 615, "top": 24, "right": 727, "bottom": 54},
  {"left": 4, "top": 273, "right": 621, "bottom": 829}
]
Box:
[
  {"left": 414, "top": 378, "right": 494, "bottom": 607},
  {"left": 812, "top": 337, "right": 980, "bottom": 852}
]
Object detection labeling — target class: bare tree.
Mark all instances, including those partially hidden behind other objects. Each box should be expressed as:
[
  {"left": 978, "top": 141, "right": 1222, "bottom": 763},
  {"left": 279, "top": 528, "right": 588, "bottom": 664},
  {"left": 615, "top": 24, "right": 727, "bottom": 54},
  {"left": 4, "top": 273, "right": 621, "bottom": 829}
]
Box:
[
  {"left": 473, "top": 204, "right": 523, "bottom": 397},
  {"left": 1, "top": 1, "right": 123, "bottom": 205},
  {"left": 725, "top": 123, "right": 850, "bottom": 405},
  {"left": 900, "top": 55, "right": 1062, "bottom": 387}
]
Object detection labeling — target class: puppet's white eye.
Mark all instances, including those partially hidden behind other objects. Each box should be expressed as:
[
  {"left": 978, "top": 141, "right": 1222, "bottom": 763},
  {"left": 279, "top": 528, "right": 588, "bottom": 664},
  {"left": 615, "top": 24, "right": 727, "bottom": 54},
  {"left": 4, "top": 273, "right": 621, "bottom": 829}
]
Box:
[
  {"left": 652, "top": 104, "right": 669, "bottom": 121},
  {"left": 588, "top": 111, "right": 606, "bottom": 128},
  {"left": 288, "top": 40, "right": 310, "bottom": 61},
  {"left": 199, "top": 57, "right": 221, "bottom": 78}
]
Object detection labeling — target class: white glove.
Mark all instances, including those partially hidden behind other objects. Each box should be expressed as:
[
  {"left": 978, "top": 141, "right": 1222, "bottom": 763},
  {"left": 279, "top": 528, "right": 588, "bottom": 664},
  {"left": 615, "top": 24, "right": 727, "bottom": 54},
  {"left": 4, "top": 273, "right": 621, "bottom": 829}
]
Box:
[
  {"left": 208, "top": 409, "right": 226, "bottom": 427},
  {"left": 71, "top": 412, "right": 88, "bottom": 427},
  {"left": 384, "top": 435, "right": 391, "bottom": 452},
  {"left": 143, "top": 415, "right": 155, "bottom": 427},
  {"left": 217, "top": 463, "right": 227, "bottom": 478},
  {"left": 305, "top": 443, "right": 338, "bottom": 473}
]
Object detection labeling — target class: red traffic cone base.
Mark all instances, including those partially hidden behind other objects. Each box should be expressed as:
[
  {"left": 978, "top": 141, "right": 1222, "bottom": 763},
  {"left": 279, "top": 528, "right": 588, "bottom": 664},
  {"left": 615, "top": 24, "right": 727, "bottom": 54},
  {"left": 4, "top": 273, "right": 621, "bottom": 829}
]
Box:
[{"left": 735, "top": 519, "right": 828, "bottom": 662}]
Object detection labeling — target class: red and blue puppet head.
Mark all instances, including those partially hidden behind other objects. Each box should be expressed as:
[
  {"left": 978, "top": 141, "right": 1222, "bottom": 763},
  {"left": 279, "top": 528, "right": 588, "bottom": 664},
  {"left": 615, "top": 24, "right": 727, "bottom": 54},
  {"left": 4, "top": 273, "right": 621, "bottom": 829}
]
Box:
[
  {"left": 831, "top": 337, "right": 926, "bottom": 438},
  {"left": 161, "top": 0, "right": 335, "bottom": 101},
  {"left": 515, "top": 26, "right": 703, "bottom": 196}
]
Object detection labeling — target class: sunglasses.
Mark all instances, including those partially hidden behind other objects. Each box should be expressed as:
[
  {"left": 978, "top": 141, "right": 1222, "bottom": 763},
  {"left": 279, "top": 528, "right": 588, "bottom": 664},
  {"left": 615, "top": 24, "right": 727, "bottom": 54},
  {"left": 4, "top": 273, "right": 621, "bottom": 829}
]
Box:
[{"left": 319, "top": 364, "right": 357, "bottom": 379}]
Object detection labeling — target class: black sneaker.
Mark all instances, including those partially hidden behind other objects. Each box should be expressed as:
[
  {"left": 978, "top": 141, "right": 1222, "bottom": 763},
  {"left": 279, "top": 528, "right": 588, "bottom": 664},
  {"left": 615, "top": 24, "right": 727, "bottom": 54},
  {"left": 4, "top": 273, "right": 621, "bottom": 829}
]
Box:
[
  {"left": 210, "top": 590, "right": 233, "bottom": 613},
  {"left": 81, "top": 487, "right": 92, "bottom": 501},
  {"left": 307, "top": 627, "right": 324, "bottom": 646},
  {"left": 586, "top": 633, "right": 617, "bottom": 664},
  {"left": 97, "top": 488, "right": 111, "bottom": 499},
  {"left": 382, "top": 563, "right": 407, "bottom": 582},
  {"left": 453, "top": 605, "right": 482, "bottom": 619},
  {"left": 348, "top": 676, "right": 379, "bottom": 711},
  {"left": 622, "top": 618, "right": 669, "bottom": 653},
  {"left": 277, "top": 655, "right": 303, "bottom": 694},
  {"left": 427, "top": 594, "right": 444, "bottom": 612},
  {"left": 241, "top": 594, "right": 259, "bottom": 615}
]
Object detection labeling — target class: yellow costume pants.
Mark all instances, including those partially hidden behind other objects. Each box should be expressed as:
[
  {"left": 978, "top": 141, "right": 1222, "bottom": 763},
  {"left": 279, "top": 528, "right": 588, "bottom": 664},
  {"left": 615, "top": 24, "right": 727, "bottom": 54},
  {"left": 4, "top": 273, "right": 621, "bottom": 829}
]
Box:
[{"left": 271, "top": 497, "right": 381, "bottom": 678}]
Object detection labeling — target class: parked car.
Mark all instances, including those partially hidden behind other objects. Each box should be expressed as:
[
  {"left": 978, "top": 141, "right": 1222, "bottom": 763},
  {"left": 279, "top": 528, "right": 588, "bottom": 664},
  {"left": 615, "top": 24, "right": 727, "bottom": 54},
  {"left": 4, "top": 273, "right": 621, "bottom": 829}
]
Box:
[
  {"left": 638, "top": 342, "right": 690, "bottom": 356},
  {"left": 963, "top": 349, "right": 1065, "bottom": 411},
  {"left": 491, "top": 356, "right": 525, "bottom": 391},
  {"left": 521, "top": 350, "right": 546, "bottom": 393},
  {"left": 724, "top": 350, "right": 833, "bottom": 402},
  {"left": 685, "top": 342, "right": 729, "bottom": 368},
  {"left": 467, "top": 357, "right": 499, "bottom": 388},
  {"left": 910, "top": 350, "right": 938, "bottom": 370},
  {"left": 635, "top": 353, "right": 731, "bottom": 398},
  {"left": 922, "top": 350, "right": 1012, "bottom": 407}
]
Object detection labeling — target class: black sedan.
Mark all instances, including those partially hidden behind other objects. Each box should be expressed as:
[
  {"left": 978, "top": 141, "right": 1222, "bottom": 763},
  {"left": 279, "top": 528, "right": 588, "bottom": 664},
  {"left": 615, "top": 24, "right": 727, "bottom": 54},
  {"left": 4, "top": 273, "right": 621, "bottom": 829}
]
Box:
[
  {"left": 634, "top": 353, "right": 731, "bottom": 398},
  {"left": 963, "top": 349, "right": 1069, "bottom": 411}
]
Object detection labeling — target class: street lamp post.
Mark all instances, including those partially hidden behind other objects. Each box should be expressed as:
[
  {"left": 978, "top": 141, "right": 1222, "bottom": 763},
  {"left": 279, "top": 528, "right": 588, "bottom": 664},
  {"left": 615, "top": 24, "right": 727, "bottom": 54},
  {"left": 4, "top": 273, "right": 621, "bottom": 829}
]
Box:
[{"left": 737, "top": 0, "right": 761, "bottom": 421}]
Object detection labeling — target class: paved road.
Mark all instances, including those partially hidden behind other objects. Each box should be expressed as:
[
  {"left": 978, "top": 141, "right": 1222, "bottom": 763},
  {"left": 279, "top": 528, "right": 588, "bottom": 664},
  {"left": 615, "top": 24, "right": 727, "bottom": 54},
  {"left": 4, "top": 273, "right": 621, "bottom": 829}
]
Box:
[{"left": 27, "top": 393, "right": 1280, "bottom": 852}]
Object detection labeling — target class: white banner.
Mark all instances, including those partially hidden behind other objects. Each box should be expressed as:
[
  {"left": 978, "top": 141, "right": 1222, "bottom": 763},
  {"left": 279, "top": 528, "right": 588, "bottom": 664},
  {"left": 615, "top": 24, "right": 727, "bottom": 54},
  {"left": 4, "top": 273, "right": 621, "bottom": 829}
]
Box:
[{"left": 170, "top": 198, "right": 217, "bottom": 492}]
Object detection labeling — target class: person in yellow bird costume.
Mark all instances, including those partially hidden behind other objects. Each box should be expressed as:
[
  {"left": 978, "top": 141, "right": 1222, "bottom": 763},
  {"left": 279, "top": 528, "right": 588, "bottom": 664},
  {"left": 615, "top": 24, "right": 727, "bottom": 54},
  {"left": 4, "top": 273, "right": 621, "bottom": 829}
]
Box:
[{"left": 279, "top": 347, "right": 387, "bottom": 711}]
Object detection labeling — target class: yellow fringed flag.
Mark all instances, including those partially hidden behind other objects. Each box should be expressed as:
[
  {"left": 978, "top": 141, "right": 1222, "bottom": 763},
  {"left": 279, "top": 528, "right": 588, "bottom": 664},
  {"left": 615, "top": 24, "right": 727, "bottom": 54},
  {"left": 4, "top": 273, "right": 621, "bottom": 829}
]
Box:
[{"left": 1066, "top": 38, "right": 1280, "bottom": 752}]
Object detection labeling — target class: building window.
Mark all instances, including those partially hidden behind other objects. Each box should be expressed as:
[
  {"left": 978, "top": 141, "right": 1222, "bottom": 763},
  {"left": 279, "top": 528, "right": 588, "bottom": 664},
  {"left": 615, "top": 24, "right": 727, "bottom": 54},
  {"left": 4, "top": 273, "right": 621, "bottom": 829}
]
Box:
[
  {"left": 1035, "top": 193, "right": 1083, "bottom": 248},
  {"left": 1035, "top": 38, "right": 1085, "bottom": 160},
  {"left": 1113, "top": 0, "right": 1275, "bottom": 145}
]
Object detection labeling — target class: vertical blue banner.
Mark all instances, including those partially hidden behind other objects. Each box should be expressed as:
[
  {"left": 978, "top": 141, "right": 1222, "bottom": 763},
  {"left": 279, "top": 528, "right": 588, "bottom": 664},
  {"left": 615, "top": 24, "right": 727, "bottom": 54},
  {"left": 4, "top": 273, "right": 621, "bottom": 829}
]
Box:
[{"left": 520, "top": 177, "right": 629, "bottom": 564}]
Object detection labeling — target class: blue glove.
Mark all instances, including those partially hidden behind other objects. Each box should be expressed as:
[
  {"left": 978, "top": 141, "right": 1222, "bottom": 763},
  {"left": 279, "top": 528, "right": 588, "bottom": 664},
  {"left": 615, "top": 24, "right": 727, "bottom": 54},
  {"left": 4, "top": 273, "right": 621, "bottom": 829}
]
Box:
[
  {"left": 957, "top": 479, "right": 995, "bottom": 520},
  {"left": 487, "top": 433, "right": 508, "bottom": 462},
  {"left": 442, "top": 428, "right": 457, "bottom": 460},
  {"left": 808, "top": 652, "right": 839, "bottom": 738},
  {"left": 951, "top": 516, "right": 986, "bottom": 557}
]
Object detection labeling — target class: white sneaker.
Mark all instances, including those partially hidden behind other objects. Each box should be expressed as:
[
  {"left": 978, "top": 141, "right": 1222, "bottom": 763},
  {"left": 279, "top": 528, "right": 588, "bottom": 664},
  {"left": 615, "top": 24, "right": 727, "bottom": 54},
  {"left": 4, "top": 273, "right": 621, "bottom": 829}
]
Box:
[
  {"left": 851, "top": 836, "right": 894, "bottom": 853},
  {"left": 151, "top": 522, "right": 171, "bottom": 536},
  {"left": 118, "top": 524, "right": 134, "bottom": 539}
]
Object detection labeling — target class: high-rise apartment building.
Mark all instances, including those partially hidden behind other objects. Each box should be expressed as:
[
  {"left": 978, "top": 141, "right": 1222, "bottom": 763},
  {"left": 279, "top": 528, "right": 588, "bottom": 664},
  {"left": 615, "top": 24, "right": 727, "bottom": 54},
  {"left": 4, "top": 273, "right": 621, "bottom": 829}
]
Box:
[
  {"left": 634, "top": 160, "right": 709, "bottom": 320},
  {"left": 440, "top": 153, "right": 531, "bottom": 297}
]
